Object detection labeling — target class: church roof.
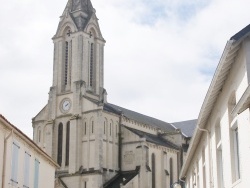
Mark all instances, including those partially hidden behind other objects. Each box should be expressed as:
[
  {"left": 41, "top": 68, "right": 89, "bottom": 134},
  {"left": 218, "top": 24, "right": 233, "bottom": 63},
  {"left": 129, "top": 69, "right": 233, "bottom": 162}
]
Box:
[
  {"left": 171, "top": 119, "right": 197, "bottom": 138},
  {"left": 124, "top": 126, "right": 180, "bottom": 150},
  {"left": 104, "top": 103, "right": 176, "bottom": 132}
]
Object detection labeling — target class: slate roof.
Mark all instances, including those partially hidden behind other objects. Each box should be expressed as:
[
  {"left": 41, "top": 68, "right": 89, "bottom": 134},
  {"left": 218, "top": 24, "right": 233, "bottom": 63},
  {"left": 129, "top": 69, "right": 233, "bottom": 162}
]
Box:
[
  {"left": 230, "top": 24, "right": 250, "bottom": 41},
  {"left": 124, "top": 126, "right": 180, "bottom": 150},
  {"left": 171, "top": 119, "right": 197, "bottom": 138},
  {"left": 104, "top": 103, "right": 176, "bottom": 132},
  {"left": 103, "top": 170, "right": 138, "bottom": 188}
]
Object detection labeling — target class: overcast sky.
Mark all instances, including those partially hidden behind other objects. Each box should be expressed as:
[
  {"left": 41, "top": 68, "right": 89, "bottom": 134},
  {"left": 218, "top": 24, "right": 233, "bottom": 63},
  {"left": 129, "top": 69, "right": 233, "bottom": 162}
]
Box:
[{"left": 1, "top": 0, "right": 250, "bottom": 138}]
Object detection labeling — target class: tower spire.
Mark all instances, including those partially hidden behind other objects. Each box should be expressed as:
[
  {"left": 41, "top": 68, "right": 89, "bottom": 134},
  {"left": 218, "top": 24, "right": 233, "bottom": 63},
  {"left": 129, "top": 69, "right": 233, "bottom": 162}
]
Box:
[{"left": 61, "top": 0, "right": 95, "bottom": 30}]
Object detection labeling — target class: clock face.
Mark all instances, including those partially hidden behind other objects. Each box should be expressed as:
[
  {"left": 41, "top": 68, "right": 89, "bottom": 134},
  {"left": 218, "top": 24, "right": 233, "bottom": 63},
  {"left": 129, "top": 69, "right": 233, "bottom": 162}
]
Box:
[{"left": 60, "top": 99, "right": 71, "bottom": 113}]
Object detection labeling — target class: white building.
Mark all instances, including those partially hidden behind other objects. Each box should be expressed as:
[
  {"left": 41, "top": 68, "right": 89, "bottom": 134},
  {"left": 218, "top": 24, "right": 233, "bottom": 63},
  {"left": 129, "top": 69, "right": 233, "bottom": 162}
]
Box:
[
  {"left": 0, "top": 114, "right": 59, "bottom": 188},
  {"left": 180, "top": 25, "right": 250, "bottom": 188},
  {"left": 32, "top": 0, "right": 196, "bottom": 187}
]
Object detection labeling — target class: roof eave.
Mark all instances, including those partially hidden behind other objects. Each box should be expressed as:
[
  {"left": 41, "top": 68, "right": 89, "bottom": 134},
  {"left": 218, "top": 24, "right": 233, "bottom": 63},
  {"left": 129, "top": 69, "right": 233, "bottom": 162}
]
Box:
[{"left": 180, "top": 39, "right": 237, "bottom": 178}]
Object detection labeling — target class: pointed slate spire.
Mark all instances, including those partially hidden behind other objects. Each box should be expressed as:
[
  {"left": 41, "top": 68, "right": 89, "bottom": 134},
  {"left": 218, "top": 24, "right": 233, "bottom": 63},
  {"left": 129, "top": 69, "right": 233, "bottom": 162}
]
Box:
[
  {"left": 62, "top": 0, "right": 95, "bottom": 30},
  {"left": 70, "top": 0, "right": 94, "bottom": 14}
]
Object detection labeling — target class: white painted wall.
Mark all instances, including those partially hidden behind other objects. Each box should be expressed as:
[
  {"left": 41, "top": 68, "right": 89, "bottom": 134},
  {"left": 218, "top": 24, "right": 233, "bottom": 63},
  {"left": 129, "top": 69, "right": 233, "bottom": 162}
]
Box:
[{"left": 183, "top": 39, "right": 250, "bottom": 188}]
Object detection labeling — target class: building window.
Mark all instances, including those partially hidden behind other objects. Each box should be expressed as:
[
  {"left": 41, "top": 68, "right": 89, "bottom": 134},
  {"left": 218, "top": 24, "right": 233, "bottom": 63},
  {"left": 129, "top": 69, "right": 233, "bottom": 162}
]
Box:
[
  {"left": 65, "top": 41, "right": 69, "bottom": 85},
  {"left": 152, "top": 153, "right": 156, "bottom": 188},
  {"left": 34, "top": 159, "right": 40, "bottom": 188},
  {"left": 116, "top": 124, "right": 118, "bottom": 137},
  {"left": 216, "top": 122, "right": 224, "bottom": 187},
  {"left": 57, "top": 123, "right": 63, "bottom": 166},
  {"left": 38, "top": 128, "right": 41, "bottom": 143},
  {"left": 110, "top": 123, "right": 112, "bottom": 136},
  {"left": 84, "top": 122, "right": 87, "bottom": 135},
  {"left": 89, "top": 43, "right": 94, "bottom": 87},
  {"left": 65, "top": 121, "right": 70, "bottom": 166},
  {"left": 202, "top": 149, "right": 206, "bottom": 188},
  {"left": 24, "top": 152, "right": 31, "bottom": 188},
  {"left": 92, "top": 121, "right": 94, "bottom": 134},
  {"left": 11, "top": 142, "right": 20, "bottom": 184},
  {"left": 232, "top": 127, "right": 240, "bottom": 181},
  {"left": 104, "top": 121, "right": 106, "bottom": 134},
  {"left": 169, "top": 158, "right": 173, "bottom": 187}
]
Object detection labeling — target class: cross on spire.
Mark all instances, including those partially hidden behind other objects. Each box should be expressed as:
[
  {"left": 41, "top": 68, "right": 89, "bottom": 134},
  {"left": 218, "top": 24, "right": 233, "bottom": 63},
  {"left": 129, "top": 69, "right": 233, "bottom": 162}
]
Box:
[{"left": 67, "top": 30, "right": 72, "bottom": 37}]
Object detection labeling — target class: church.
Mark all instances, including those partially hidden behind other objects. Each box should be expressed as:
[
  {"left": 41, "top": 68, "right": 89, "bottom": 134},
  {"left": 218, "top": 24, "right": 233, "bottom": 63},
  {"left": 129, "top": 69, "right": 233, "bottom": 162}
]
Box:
[{"left": 32, "top": 0, "right": 195, "bottom": 187}]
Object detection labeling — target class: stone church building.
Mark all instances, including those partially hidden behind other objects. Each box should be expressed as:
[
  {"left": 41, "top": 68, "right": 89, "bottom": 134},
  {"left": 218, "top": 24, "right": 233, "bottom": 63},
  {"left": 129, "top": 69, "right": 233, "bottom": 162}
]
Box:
[{"left": 32, "top": 0, "right": 195, "bottom": 187}]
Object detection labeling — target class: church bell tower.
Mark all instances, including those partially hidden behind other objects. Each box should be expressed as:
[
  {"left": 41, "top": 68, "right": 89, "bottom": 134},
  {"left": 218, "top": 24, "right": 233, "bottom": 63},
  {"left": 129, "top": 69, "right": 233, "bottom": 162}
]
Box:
[
  {"left": 32, "top": 0, "right": 109, "bottom": 187},
  {"left": 52, "top": 0, "right": 105, "bottom": 95}
]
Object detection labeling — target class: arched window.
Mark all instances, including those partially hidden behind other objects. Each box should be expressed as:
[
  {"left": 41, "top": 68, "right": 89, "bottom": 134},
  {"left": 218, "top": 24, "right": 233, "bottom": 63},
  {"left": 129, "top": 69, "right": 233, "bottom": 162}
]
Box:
[
  {"left": 57, "top": 123, "right": 63, "bottom": 166},
  {"left": 63, "top": 28, "right": 72, "bottom": 90},
  {"left": 37, "top": 127, "right": 41, "bottom": 143},
  {"left": 65, "top": 121, "right": 70, "bottom": 166},
  {"left": 152, "top": 153, "right": 156, "bottom": 188},
  {"left": 84, "top": 122, "right": 87, "bottom": 135},
  {"left": 170, "top": 158, "right": 173, "bottom": 186},
  {"left": 88, "top": 29, "right": 96, "bottom": 88},
  {"left": 104, "top": 121, "right": 106, "bottom": 134},
  {"left": 89, "top": 42, "right": 94, "bottom": 87},
  {"left": 110, "top": 123, "right": 112, "bottom": 136},
  {"left": 91, "top": 121, "right": 94, "bottom": 134}
]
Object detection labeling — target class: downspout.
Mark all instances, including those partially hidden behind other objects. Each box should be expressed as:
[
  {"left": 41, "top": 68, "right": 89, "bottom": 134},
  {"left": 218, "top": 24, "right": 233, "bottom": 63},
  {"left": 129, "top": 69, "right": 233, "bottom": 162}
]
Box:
[
  {"left": 118, "top": 114, "right": 123, "bottom": 172},
  {"left": 197, "top": 126, "right": 213, "bottom": 188},
  {"left": 2, "top": 129, "right": 13, "bottom": 188}
]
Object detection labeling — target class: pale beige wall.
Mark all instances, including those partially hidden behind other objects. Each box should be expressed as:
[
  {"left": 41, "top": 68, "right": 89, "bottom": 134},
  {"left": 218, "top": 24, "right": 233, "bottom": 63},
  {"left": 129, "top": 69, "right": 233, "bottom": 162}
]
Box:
[
  {"left": 0, "top": 120, "right": 57, "bottom": 188},
  {"left": 0, "top": 125, "right": 5, "bottom": 186}
]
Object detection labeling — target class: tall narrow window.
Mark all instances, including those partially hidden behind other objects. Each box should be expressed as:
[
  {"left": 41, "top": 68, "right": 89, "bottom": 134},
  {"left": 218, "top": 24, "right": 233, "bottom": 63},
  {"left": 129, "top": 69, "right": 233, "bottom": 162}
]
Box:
[
  {"left": 65, "top": 121, "right": 70, "bottom": 166},
  {"left": 92, "top": 121, "right": 94, "bottom": 134},
  {"left": 11, "top": 142, "right": 20, "bottom": 184},
  {"left": 152, "top": 153, "right": 156, "bottom": 188},
  {"left": 116, "top": 124, "right": 118, "bottom": 137},
  {"left": 84, "top": 122, "right": 87, "bottom": 135},
  {"left": 233, "top": 127, "right": 240, "bottom": 180},
  {"left": 57, "top": 123, "right": 63, "bottom": 166},
  {"left": 65, "top": 42, "right": 69, "bottom": 85},
  {"left": 216, "top": 123, "right": 224, "bottom": 187},
  {"left": 104, "top": 121, "right": 106, "bottom": 134},
  {"left": 24, "top": 152, "right": 31, "bottom": 188},
  {"left": 202, "top": 149, "right": 206, "bottom": 188},
  {"left": 38, "top": 128, "right": 41, "bottom": 143},
  {"left": 110, "top": 123, "right": 112, "bottom": 136},
  {"left": 169, "top": 158, "right": 173, "bottom": 187},
  {"left": 89, "top": 43, "right": 94, "bottom": 87},
  {"left": 34, "top": 159, "right": 40, "bottom": 188}
]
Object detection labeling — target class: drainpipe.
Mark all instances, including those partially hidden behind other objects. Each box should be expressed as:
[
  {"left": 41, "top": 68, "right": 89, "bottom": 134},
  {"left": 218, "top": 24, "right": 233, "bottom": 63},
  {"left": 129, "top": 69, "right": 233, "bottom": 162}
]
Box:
[
  {"left": 118, "top": 114, "right": 123, "bottom": 172},
  {"left": 2, "top": 129, "right": 13, "bottom": 188},
  {"left": 197, "top": 126, "right": 213, "bottom": 188}
]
